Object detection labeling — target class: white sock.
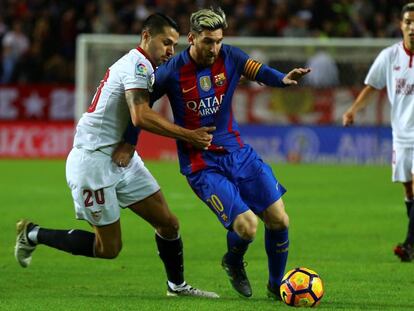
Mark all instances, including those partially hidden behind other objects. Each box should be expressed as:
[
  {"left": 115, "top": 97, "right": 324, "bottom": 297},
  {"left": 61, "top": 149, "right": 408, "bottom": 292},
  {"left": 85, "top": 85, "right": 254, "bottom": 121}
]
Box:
[
  {"left": 168, "top": 281, "right": 186, "bottom": 290},
  {"left": 27, "top": 226, "right": 40, "bottom": 244}
]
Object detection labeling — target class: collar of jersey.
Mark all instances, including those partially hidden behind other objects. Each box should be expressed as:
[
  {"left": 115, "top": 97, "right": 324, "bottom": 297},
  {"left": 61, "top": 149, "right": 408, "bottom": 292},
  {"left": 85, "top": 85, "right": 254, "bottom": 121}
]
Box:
[
  {"left": 136, "top": 46, "right": 156, "bottom": 69},
  {"left": 402, "top": 42, "right": 414, "bottom": 68}
]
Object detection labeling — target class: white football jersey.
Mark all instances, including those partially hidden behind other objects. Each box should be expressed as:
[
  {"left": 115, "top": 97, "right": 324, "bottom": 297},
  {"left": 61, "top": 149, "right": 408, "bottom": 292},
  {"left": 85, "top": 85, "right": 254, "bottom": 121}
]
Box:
[
  {"left": 74, "top": 47, "right": 155, "bottom": 153},
  {"left": 365, "top": 41, "right": 414, "bottom": 147}
]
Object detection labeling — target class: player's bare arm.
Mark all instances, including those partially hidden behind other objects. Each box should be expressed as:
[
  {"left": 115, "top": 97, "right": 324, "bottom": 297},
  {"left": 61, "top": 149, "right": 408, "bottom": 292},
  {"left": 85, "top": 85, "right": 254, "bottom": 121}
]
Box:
[
  {"left": 113, "top": 90, "right": 215, "bottom": 167},
  {"left": 342, "top": 85, "right": 377, "bottom": 126},
  {"left": 125, "top": 89, "right": 215, "bottom": 149},
  {"left": 282, "top": 68, "right": 311, "bottom": 85}
]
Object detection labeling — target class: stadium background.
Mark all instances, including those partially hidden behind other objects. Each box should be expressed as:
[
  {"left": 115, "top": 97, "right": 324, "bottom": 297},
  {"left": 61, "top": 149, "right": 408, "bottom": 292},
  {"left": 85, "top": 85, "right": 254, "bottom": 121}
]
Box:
[
  {"left": 0, "top": 0, "right": 406, "bottom": 162},
  {"left": 2, "top": 1, "right": 414, "bottom": 310}
]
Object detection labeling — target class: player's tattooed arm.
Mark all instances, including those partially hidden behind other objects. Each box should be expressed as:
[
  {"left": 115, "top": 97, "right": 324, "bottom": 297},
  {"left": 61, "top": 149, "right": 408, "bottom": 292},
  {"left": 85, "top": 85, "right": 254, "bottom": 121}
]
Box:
[
  {"left": 124, "top": 89, "right": 215, "bottom": 150},
  {"left": 125, "top": 89, "right": 151, "bottom": 122}
]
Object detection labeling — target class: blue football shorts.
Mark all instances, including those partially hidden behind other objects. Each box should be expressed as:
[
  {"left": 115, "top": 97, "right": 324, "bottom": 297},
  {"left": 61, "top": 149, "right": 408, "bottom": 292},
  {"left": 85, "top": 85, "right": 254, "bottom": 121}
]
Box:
[{"left": 186, "top": 144, "right": 286, "bottom": 229}]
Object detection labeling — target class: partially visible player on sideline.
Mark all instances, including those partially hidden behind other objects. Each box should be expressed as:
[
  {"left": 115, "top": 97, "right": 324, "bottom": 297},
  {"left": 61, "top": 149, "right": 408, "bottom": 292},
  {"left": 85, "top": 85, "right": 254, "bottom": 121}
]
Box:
[
  {"left": 116, "top": 7, "right": 310, "bottom": 298},
  {"left": 343, "top": 3, "right": 414, "bottom": 262},
  {"left": 14, "top": 13, "right": 218, "bottom": 298}
]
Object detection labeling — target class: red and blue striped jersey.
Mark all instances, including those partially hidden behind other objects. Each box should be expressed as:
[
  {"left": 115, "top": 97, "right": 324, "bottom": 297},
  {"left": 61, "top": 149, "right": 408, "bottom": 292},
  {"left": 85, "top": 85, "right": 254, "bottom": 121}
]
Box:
[{"left": 149, "top": 44, "right": 285, "bottom": 175}]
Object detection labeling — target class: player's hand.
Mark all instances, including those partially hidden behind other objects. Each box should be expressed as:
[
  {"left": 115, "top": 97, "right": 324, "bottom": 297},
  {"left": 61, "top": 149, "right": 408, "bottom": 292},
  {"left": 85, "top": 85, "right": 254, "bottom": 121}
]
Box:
[
  {"left": 342, "top": 110, "right": 355, "bottom": 127},
  {"left": 188, "top": 126, "right": 216, "bottom": 149},
  {"left": 112, "top": 142, "right": 135, "bottom": 167},
  {"left": 282, "top": 68, "right": 311, "bottom": 85}
]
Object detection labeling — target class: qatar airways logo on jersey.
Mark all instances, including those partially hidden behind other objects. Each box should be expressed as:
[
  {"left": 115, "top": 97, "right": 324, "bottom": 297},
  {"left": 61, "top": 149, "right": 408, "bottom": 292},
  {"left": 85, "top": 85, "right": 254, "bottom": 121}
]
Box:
[
  {"left": 396, "top": 78, "right": 414, "bottom": 95},
  {"left": 186, "top": 94, "right": 224, "bottom": 116}
]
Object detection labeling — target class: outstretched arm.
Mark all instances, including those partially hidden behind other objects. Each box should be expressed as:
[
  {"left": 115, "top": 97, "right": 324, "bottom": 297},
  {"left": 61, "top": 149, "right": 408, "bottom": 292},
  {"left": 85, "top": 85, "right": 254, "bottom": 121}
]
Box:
[
  {"left": 244, "top": 59, "right": 310, "bottom": 87},
  {"left": 282, "top": 67, "right": 311, "bottom": 85},
  {"left": 342, "top": 85, "right": 377, "bottom": 126}
]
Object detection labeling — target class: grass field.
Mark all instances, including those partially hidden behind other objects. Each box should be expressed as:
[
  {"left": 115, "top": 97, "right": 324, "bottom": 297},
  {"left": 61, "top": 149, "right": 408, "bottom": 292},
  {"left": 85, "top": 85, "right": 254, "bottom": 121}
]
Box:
[{"left": 1, "top": 160, "right": 413, "bottom": 311}]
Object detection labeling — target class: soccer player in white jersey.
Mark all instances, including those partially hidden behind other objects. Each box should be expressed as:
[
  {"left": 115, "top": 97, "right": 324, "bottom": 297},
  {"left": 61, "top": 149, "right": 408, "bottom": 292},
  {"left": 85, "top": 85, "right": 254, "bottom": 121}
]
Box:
[
  {"left": 14, "top": 13, "right": 218, "bottom": 297},
  {"left": 343, "top": 3, "right": 414, "bottom": 262}
]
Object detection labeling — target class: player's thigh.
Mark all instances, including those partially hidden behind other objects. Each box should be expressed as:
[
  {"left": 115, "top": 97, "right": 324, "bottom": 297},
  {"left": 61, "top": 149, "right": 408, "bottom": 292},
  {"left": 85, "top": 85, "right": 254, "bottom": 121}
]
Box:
[
  {"left": 238, "top": 159, "right": 286, "bottom": 215},
  {"left": 66, "top": 148, "right": 122, "bottom": 226},
  {"left": 187, "top": 168, "right": 250, "bottom": 229},
  {"left": 392, "top": 146, "right": 413, "bottom": 182},
  {"left": 93, "top": 219, "right": 122, "bottom": 258},
  {"left": 116, "top": 152, "right": 160, "bottom": 208}
]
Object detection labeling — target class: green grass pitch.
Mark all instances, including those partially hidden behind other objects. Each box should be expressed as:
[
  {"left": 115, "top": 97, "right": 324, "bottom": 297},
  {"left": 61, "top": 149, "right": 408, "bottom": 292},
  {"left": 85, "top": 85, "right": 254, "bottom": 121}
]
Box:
[{"left": 1, "top": 160, "right": 413, "bottom": 310}]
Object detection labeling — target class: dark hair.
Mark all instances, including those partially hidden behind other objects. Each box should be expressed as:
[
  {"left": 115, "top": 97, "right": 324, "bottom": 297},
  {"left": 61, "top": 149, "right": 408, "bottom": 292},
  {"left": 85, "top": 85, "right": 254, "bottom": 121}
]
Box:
[
  {"left": 401, "top": 3, "right": 414, "bottom": 18},
  {"left": 142, "top": 13, "right": 179, "bottom": 36}
]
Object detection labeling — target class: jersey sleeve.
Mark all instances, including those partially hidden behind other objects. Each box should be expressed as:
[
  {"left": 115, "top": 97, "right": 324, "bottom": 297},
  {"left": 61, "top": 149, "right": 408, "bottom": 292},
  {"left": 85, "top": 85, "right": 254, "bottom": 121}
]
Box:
[
  {"left": 364, "top": 49, "right": 387, "bottom": 90},
  {"left": 149, "top": 63, "right": 170, "bottom": 103},
  {"left": 123, "top": 60, "right": 172, "bottom": 145},
  {"left": 254, "top": 63, "right": 286, "bottom": 87},
  {"left": 229, "top": 45, "right": 286, "bottom": 87},
  {"left": 228, "top": 45, "right": 250, "bottom": 75},
  {"left": 120, "top": 57, "right": 154, "bottom": 91}
]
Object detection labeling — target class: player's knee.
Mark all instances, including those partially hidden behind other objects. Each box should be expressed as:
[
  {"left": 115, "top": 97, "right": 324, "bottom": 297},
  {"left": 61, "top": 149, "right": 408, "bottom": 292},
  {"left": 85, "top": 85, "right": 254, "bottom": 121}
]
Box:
[
  {"left": 263, "top": 200, "right": 289, "bottom": 230},
  {"left": 96, "top": 241, "right": 123, "bottom": 259},
  {"left": 234, "top": 212, "right": 258, "bottom": 240},
  {"left": 265, "top": 212, "right": 289, "bottom": 230},
  {"left": 103, "top": 244, "right": 122, "bottom": 259},
  {"left": 157, "top": 214, "right": 180, "bottom": 239},
  {"left": 242, "top": 225, "right": 257, "bottom": 240}
]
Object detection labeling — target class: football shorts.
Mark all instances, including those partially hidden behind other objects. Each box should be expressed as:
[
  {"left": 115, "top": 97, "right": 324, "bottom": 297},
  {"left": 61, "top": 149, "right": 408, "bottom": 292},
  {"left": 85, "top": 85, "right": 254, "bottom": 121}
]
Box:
[
  {"left": 392, "top": 145, "right": 414, "bottom": 182},
  {"left": 186, "top": 144, "right": 286, "bottom": 228},
  {"left": 66, "top": 147, "right": 160, "bottom": 226}
]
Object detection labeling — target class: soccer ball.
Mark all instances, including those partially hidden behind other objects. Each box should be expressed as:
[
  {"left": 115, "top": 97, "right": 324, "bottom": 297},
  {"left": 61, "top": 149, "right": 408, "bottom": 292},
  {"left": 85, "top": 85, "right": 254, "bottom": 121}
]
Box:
[{"left": 280, "top": 267, "right": 324, "bottom": 307}]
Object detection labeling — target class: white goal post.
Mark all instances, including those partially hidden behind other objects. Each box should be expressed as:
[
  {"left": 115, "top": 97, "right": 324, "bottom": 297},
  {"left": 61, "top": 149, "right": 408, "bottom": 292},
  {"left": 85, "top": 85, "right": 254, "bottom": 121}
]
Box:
[{"left": 75, "top": 35, "right": 397, "bottom": 122}]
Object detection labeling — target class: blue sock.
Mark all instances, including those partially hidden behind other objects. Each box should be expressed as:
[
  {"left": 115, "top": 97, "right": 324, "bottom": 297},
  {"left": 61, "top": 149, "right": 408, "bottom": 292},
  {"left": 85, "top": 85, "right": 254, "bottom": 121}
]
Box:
[
  {"left": 225, "top": 231, "right": 252, "bottom": 266},
  {"left": 265, "top": 228, "right": 289, "bottom": 288}
]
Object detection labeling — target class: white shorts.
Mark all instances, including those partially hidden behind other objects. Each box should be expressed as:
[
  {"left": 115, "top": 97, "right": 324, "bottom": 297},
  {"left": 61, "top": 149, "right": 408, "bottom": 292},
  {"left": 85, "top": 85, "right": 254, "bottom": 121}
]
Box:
[
  {"left": 392, "top": 145, "right": 414, "bottom": 182},
  {"left": 66, "top": 147, "right": 160, "bottom": 226}
]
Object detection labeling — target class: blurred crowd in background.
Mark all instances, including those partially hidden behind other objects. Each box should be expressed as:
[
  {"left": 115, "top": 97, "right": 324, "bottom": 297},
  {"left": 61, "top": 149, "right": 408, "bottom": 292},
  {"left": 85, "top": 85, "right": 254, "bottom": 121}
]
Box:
[{"left": 0, "top": 0, "right": 410, "bottom": 84}]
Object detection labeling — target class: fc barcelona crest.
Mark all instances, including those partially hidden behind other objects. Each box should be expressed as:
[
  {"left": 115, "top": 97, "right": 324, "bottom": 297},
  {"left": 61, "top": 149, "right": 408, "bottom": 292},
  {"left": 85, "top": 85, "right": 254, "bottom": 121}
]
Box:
[
  {"left": 199, "top": 76, "right": 211, "bottom": 92},
  {"left": 214, "top": 73, "right": 226, "bottom": 86}
]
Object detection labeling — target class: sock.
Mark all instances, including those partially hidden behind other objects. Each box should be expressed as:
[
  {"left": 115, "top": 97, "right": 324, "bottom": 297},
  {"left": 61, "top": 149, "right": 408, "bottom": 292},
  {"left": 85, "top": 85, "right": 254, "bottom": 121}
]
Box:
[
  {"left": 155, "top": 233, "right": 184, "bottom": 285},
  {"left": 37, "top": 228, "right": 95, "bottom": 257},
  {"left": 167, "top": 280, "right": 186, "bottom": 291},
  {"left": 405, "top": 199, "right": 414, "bottom": 218},
  {"left": 265, "top": 228, "right": 289, "bottom": 289},
  {"left": 404, "top": 205, "right": 414, "bottom": 246},
  {"left": 27, "top": 225, "right": 40, "bottom": 245},
  {"left": 225, "top": 231, "right": 252, "bottom": 266}
]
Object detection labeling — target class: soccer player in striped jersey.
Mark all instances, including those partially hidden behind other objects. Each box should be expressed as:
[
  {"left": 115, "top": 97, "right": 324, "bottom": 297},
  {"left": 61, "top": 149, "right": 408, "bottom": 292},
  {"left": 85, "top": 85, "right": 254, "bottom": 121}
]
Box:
[
  {"left": 343, "top": 3, "right": 414, "bottom": 262},
  {"left": 117, "top": 7, "right": 310, "bottom": 298},
  {"left": 14, "top": 13, "right": 218, "bottom": 298}
]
